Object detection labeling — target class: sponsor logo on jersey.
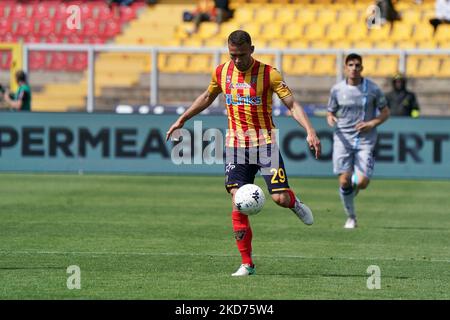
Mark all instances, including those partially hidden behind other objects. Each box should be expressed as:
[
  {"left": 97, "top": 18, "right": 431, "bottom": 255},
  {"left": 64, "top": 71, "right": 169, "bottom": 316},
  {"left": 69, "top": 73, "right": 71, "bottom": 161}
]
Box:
[{"left": 225, "top": 94, "right": 262, "bottom": 106}]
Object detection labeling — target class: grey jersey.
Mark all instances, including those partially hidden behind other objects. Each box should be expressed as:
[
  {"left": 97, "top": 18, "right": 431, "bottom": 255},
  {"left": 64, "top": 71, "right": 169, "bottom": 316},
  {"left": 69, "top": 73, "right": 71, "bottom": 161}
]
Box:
[{"left": 328, "top": 78, "right": 387, "bottom": 144}]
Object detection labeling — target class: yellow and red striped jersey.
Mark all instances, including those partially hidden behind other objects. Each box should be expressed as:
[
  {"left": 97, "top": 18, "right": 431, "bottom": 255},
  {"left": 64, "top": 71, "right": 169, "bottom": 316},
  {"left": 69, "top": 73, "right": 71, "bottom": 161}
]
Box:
[{"left": 207, "top": 59, "right": 292, "bottom": 147}]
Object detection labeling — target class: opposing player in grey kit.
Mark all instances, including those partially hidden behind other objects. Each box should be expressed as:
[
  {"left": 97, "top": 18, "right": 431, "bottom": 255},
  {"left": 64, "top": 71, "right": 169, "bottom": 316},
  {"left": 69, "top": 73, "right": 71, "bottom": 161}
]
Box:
[{"left": 327, "top": 53, "right": 390, "bottom": 229}]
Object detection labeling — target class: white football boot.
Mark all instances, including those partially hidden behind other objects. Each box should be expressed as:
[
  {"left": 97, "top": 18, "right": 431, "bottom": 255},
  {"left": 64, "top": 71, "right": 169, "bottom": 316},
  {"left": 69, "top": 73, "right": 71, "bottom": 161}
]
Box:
[
  {"left": 344, "top": 217, "right": 357, "bottom": 229},
  {"left": 290, "top": 198, "right": 314, "bottom": 225},
  {"left": 231, "top": 264, "right": 255, "bottom": 276}
]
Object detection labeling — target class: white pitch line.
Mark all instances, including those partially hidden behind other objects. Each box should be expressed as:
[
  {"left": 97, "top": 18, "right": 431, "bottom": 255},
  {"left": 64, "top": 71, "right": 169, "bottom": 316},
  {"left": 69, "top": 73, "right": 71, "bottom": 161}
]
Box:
[{"left": 0, "top": 250, "right": 449, "bottom": 263}]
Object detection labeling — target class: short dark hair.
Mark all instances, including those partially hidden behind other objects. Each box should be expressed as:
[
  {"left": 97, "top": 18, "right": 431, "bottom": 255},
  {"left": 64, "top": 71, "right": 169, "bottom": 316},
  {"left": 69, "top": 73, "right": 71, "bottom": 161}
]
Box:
[
  {"left": 228, "top": 30, "right": 252, "bottom": 46},
  {"left": 345, "top": 53, "right": 362, "bottom": 65},
  {"left": 15, "top": 70, "right": 27, "bottom": 83}
]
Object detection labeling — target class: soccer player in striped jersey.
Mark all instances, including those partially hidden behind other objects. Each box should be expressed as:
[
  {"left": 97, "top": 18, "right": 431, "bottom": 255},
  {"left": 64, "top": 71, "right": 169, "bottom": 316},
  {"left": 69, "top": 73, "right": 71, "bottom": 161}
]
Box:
[
  {"left": 327, "top": 53, "right": 390, "bottom": 229},
  {"left": 166, "top": 30, "right": 321, "bottom": 276}
]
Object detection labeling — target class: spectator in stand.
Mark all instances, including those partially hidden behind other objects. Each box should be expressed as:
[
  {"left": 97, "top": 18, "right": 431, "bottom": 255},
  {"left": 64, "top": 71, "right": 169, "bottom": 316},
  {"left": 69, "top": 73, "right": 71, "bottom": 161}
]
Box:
[
  {"left": 186, "top": 0, "right": 217, "bottom": 36},
  {"left": 386, "top": 73, "right": 420, "bottom": 117},
  {"left": 107, "top": 0, "right": 134, "bottom": 19},
  {"left": 429, "top": 0, "right": 450, "bottom": 35},
  {"left": 214, "top": 0, "right": 234, "bottom": 35},
  {"left": 185, "top": 0, "right": 233, "bottom": 36},
  {"left": 2, "top": 70, "right": 32, "bottom": 112},
  {"left": 375, "top": 0, "right": 401, "bottom": 32}
]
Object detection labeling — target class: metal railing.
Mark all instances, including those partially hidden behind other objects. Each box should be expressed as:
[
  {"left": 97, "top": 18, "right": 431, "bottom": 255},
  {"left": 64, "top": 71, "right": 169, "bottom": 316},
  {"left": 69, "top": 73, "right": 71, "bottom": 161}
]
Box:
[{"left": 23, "top": 44, "right": 450, "bottom": 112}]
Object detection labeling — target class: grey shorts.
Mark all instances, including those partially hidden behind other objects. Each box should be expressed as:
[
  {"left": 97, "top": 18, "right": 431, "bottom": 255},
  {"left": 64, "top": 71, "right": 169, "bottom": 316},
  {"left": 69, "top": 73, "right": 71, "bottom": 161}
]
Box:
[{"left": 333, "top": 135, "right": 375, "bottom": 178}]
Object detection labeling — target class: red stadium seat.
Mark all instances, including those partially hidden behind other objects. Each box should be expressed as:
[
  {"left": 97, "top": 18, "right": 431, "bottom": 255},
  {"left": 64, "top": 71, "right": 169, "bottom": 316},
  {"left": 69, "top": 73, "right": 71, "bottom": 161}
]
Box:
[
  {"left": 15, "top": 20, "right": 35, "bottom": 36},
  {"left": 29, "top": 51, "right": 47, "bottom": 70},
  {"left": 79, "top": 3, "right": 94, "bottom": 20},
  {"left": 54, "top": 4, "right": 68, "bottom": 21},
  {"left": 36, "top": 20, "right": 56, "bottom": 36},
  {"left": 119, "top": 6, "right": 136, "bottom": 22},
  {"left": 47, "top": 52, "right": 67, "bottom": 70},
  {"left": 86, "top": 36, "right": 106, "bottom": 44},
  {"left": 66, "top": 34, "right": 84, "bottom": 44},
  {"left": 24, "top": 34, "right": 40, "bottom": 43},
  {"left": 33, "top": 3, "right": 52, "bottom": 19},
  {"left": 1, "top": 33, "right": 18, "bottom": 43},
  {"left": 71, "top": 52, "right": 88, "bottom": 71},
  {"left": 10, "top": 3, "right": 28, "bottom": 19},
  {"left": 43, "top": 34, "right": 64, "bottom": 43},
  {"left": 0, "top": 18, "right": 14, "bottom": 36},
  {"left": 0, "top": 51, "right": 12, "bottom": 70},
  {"left": 97, "top": 5, "right": 113, "bottom": 20},
  {"left": 102, "top": 20, "right": 121, "bottom": 38},
  {"left": 83, "top": 19, "right": 100, "bottom": 37}
]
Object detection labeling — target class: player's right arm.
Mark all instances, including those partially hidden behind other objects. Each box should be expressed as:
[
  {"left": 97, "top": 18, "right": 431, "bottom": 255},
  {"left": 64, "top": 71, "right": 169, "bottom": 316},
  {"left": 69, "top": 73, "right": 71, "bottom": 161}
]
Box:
[
  {"left": 166, "top": 89, "right": 219, "bottom": 141},
  {"left": 326, "top": 86, "right": 338, "bottom": 127},
  {"left": 166, "top": 67, "right": 223, "bottom": 141}
]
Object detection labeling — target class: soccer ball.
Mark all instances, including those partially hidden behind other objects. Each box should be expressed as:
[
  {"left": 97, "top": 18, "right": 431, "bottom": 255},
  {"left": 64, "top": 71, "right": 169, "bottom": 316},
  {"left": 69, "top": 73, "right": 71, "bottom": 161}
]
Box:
[{"left": 234, "top": 184, "right": 266, "bottom": 216}]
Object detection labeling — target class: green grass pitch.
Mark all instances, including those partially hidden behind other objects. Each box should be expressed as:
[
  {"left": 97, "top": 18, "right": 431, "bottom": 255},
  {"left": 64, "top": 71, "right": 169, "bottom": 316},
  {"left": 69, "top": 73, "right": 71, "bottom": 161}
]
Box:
[{"left": 0, "top": 173, "right": 449, "bottom": 299}]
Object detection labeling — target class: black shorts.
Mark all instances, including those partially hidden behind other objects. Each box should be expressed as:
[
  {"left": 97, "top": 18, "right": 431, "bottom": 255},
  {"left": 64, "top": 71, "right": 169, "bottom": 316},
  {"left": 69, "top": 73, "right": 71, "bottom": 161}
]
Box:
[{"left": 224, "top": 144, "right": 290, "bottom": 194}]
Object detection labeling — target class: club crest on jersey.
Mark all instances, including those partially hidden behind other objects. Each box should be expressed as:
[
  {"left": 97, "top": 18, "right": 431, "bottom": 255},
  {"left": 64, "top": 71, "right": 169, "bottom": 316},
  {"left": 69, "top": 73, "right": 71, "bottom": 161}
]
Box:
[
  {"left": 225, "top": 94, "right": 262, "bottom": 106},
  {"left": 229, "top": 82, "right": 251, "bottom": 89}
]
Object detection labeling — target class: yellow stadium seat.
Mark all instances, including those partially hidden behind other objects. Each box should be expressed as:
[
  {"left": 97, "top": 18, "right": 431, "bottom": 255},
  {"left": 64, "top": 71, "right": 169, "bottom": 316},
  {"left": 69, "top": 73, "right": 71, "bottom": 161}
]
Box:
[
  {"left": 317, "top": 9, "right": 337, "bottom": 25},
  {"left": 187, "top": 54, "right": 213, "bottom": 73},
  {"left": 285, "top": 55, "right": 315, "bottom": 76},
  {"left": 413, "top": 23, "right": 435, "bottom": 41},
  {"left": 303, "top": 24, "right": 326, "bottom": 41},
  {"left": 414, "top": 56, "right": 441, "bottom": 77},
  {"left": 260, "top": 24, "right": 283, "bottom": 40},
  {"left": 331, "top": 40, "right": 353, "bottom": 49},
  {"left": 353, "top": 40, "right": 373, "bottom": 49},
  {"left": 268, "top": 39, "right": 289, "bottom": 49},
  {"left": 346, "top": 23, "right": 369, "bottom": 41},
  {"left": 296, "top": 9, "right": 317, "bottom": 24},
  {"left": 161, "top": 54, "right": 189, "bottom": 73},
  {"left": 326, "top": 24, "right": 347, "bottom": 42},
  {"left": 338, "top": 10, "right": 359, "bottom": 25},
  {"left": 198, "top": 23, "right": 220, "bottom": 40},
  {"left": 283, "top": 23, "right": 305, "bottom": 41},
  {"left": 253, "top": 54, "right": 275, "bottom": 66},
  {"left": 183, "top": 38, "right": 204, "bottom": 47},
  {"left": 361, "top": 56, "right": 377, "bottom": 75},
  {"left": 234, "top": 8, "right": 255, "bottom": 23},
  {"left": 276, "top": 8, "right": 297, "bottom": 23},
  {"left": 395, "top": 40, "right": 417, "bottom": 49},
  {"left": 253, "top": 38, "right": 268, "bottom": 49},
  {"left": 204, "top": 38, "right": 226, "bottom": 48},
  {"left": 439, "top": 58, "right": 450, "bottom": 77},
  {"left": 309, "top": 40, "right": 332, "bottom": 49},
  {"left": 435, "top": 26, "right": 450, "bottom": 42},
  {"left": 313, "top": 56, "right": 336, "bottom": 76},
  {"left": 367, "top": 24, "right": 391, "bottom": 41},
  {"left": 240, "top": 23, "right": 262, "bottom": 38},
  {"left": 417, "top": 39, "right": 439, "bottom": 49},
  {"left": 373, "top": 56, "right": 399, "bottom": 77},
  {"left": 219, "top": 22, "right": 242, "bottom": 39},
  {"left": 401, "top": 10, "right": 421, "bottom": 24},
  {"left": 254, "top": 8, "right": 276, "bottom": 24},
  {"left": 406, "top": 55, "right": 420, "bottom": 76},
  {"left": 288, "top": 39, "right": 309, "bottom": 48},
  {"left": 390, "top": 24, "right": 413, "bottom": 41}
]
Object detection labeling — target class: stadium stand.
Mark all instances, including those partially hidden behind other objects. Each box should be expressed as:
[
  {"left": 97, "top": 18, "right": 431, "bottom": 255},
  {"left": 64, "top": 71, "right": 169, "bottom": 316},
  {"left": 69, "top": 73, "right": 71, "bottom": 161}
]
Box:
[{"left": 0, "top": 0, "right": 449, "bottom": 114}]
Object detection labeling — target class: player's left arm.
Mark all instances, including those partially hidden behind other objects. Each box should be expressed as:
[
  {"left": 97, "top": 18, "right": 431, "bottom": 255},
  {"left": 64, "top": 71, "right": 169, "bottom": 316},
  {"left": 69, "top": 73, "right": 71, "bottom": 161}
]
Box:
[
  {"left": 282, "top": 95, "right": 321, "bottom": 159},
  {"left": 3, "top": 90, "right": 22, "bottom": 110},
  {"left": 355, "top": 106, "right": 390, "bottom": 133},
  {"left": 356, "top": 87, "right": 390, "bottom": 133},
  {"left": 270, "top": 68, "right": 321, "bottom": 158}
]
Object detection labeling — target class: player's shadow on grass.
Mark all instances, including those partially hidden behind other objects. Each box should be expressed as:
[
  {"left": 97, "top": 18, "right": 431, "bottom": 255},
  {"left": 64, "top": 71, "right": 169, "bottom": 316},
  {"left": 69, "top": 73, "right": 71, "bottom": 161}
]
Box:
[
  {"left": 0, "top": 266, "right": 63, "bottom": 270},
  {"left": 261, "top": 272, "right": 409, "bottom": 279},
  {"left": 374, "top": 226, "right": 449, "bottom": 231}
]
